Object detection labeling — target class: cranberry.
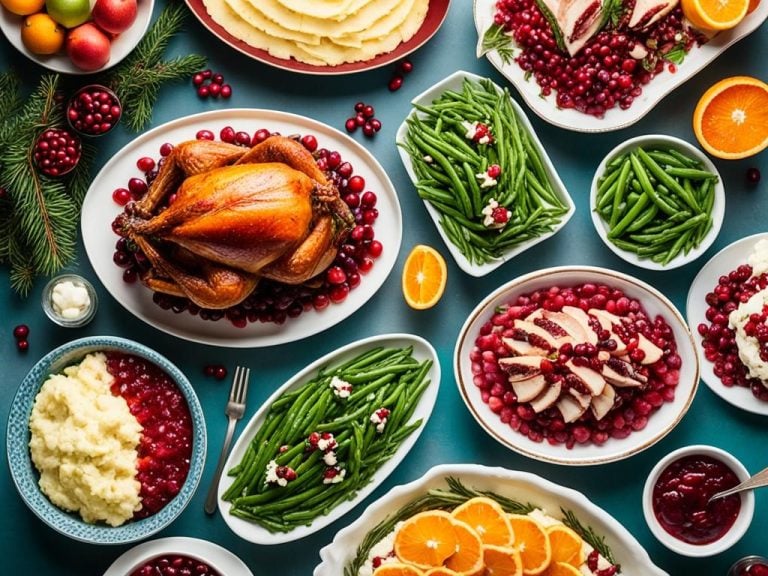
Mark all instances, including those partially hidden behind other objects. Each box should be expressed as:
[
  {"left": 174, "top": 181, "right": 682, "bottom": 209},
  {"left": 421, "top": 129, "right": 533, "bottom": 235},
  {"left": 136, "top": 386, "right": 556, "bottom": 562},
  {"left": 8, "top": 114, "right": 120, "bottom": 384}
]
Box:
[
  {"left": 212, "top": 73, "right": 224, "bottom": 85},
  {"left": 345, "top": 118, "right": 357, "bottom": 133},
  {"left": 220, "top": 126, "right": 236, "bottom": 143},
  {"left": 208, "top": 83, "right": 222, "bottom": 97},
  {"left": 130, "top": 554, "right": 220, "bottom": 576},
  {"left": 13, "top": 324, "right": 29, "bottom": 339},
  {"left": 300, "top": 134, "right": 318, "bottom": 152},
  {"left": 66, "top": 85, "right": 121, "bottom": 136},
  {"left": 136, "top": 157, "right": 155, "bottom": 172},
  {"left": 128, "top": 178, "right": 148, "bottom": 198},
  {"left": 196, "top": 129, "right": 215, "bottom": 140},
  {"left": 252, "top": 128, "right": 271, "bottom": 144},
  {"left": 388, "top": 75, "right": 404, "bottom": 91},
  {"left": 399, "top": 59, "right": 414, "bottom": 74},
  {"left": 746, "top": 168, "right": 761, "bottom": 184},
  {"left": 112, "top": 188, "right": 132, "bottom": 206},
  {"left": 17, "top": 339, "right": 29, "bottom": 352},
  {"left": 197, "top": 85, "right": 210, "bottom": 98},
  {"left": 159, "top": 143, "right": 174, "bottom": 157},
  {"left": 33, "top": 128, "right": 82, "bottom": 177},
  {"left": 220, "top": 84, "right": 232, "bottom": 99},
  {"left": 192, "top": 73, "right": 204, "bottom": 86}
]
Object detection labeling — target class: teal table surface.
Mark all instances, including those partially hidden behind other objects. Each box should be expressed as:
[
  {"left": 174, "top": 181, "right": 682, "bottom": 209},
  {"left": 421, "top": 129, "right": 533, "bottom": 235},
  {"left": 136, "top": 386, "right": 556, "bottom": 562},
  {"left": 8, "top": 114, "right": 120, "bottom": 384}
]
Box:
[{"left": 1, "top": 2, "right": 767, "bottom": 574}]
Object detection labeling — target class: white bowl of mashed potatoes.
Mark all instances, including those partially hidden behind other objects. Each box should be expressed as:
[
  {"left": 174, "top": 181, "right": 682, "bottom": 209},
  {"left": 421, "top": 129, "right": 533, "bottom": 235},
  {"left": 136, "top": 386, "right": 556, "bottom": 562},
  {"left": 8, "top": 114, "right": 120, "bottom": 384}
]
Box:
[{"left": 6, "top": 336, "right": 206, "bottom": 544}]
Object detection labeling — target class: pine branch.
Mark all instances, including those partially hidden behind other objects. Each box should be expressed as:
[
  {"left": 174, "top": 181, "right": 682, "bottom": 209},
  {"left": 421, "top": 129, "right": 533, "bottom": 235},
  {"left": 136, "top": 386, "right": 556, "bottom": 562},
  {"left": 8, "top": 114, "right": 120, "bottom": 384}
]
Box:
[
  {"left": 561, "top": 508, "right": 620, "bottom": 567},
  {"left": 0, "top": 71, "right": 21, "bottom": 144},
  {"left": 102, "top": 3, "right": 207, "bottom": 131}
]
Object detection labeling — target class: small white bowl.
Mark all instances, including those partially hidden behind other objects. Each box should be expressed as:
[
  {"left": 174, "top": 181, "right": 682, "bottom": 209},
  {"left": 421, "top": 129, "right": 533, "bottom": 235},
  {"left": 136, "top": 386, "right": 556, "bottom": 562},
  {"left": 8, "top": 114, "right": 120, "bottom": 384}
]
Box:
[
  {"left": 396, "top": 70, "right": 575, "bottom": 277},
  {"left": 103, "top": 537, "right": 253, "bottom": 575},
  {"left": 590, "top": 135, "right": 725, "bottom": 271},
  {"left": 41, "top": 273, "right": 98, "bottom": 327},
  {"left": 642, "top": 444, "right": 754, "bottom": 557}
]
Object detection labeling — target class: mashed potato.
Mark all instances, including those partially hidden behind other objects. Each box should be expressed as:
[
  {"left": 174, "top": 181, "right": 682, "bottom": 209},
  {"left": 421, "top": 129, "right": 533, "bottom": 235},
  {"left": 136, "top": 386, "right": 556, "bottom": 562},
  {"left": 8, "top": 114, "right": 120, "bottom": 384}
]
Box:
[{"left": 29, "top": 352, "right": 143, "bottom": 527}]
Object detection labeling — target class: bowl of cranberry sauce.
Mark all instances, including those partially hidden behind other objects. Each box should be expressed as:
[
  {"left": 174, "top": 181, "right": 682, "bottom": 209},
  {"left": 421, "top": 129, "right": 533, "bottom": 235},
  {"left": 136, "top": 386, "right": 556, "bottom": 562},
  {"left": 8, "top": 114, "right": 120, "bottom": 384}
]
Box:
[
  {"left": 643, "top": 445, "right": 754, "bottom": 557},
  {"left": 454, "top": 266, "right": 699, "bottom": 466},
  {"left": 7, "top": 336, "right": 206, "bottom": 545}
]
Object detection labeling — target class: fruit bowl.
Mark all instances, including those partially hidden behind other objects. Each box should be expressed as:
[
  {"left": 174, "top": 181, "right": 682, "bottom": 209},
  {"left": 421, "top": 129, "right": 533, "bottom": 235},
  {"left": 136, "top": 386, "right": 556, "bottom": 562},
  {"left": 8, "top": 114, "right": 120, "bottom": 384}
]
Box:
[
  {"left": 590, "top": 135, "right": 725, "bottom": 271},
  {"left": 66, "top": 84, "right": 121, "bottom": 136},
  {"left": 0, "top": 0, "right": 154, "bottom": 74},
  {"left": 454, "top": 266, "right": 699, "bottom": 465},
  {"left": 6, "top": 336, "right": 206, "bottom": 544},
  {"left": 642, "top": 445, "right": 754, "bottom": 557}
]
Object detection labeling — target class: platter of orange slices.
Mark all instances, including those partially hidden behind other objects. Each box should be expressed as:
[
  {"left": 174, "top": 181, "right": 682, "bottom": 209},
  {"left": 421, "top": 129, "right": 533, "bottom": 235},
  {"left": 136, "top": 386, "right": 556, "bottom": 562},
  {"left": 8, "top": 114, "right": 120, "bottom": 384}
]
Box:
[{"left": 314, "top": 464, "right": 667, "bottom": 576}]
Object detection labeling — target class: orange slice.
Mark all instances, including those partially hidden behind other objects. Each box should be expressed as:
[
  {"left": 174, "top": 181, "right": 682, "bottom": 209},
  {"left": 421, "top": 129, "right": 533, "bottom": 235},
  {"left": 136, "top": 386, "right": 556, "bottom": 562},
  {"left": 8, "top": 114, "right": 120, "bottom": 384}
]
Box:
[
  {"left": 681, "top": 0, "right": 748, "bottom": 29},
  {"left": 394, "top": 510, "right": 460, "bottom": 569},
  {"left": 402, "top": 244, "right": 447, "bottom": 310},
  {"left": 374, "top": 563, "right": 426, "bottom": 576},
  {"left": 483, "top": 544, "right": 523, "bottom": 576},
  {"left": 541, "top": 561, "right": 582, "bottom": 576},
  {"left": 546, "top": 524, "right": 584, "bottom": 567},
  {"left": 693, "top": 76, "right": 768, "bottom": 159},
  {"left": 444, "top": 519, "right": 484, "bottom": 576},
  {"left": 451, "top": 497, "right": 514, "bottom": 547},
  {"left": 507, "top": 514, "right": 552, "bottom": 575}
]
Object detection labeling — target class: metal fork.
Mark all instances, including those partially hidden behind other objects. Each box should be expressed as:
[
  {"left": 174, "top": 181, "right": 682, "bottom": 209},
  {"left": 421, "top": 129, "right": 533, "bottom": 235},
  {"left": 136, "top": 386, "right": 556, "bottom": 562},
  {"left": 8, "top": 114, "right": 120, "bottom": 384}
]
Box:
[{"left": 204, "top": 365, "right": 250, "bottom": 515}]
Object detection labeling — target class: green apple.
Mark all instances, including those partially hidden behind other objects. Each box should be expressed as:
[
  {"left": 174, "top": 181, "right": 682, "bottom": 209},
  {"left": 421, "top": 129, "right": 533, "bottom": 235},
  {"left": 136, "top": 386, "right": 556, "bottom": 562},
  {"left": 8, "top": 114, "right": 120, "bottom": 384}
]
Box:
[{"left": 45, "top": 0, "right": 91, "bottom": 28}]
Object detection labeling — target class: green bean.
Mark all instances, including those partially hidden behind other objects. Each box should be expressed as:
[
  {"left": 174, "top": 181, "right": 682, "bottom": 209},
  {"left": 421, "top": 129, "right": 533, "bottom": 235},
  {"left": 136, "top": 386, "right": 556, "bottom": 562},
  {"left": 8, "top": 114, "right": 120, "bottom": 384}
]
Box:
[
  {"left": 610, "top": 158, "right": 632, "bottom": 228},
  {"left": 666, "top": 167, "right": 719, "bottom": 180},
  {"left": 608, "top": 193, "right": 650, "bottom": 238},
  {"left": 636, "top": 148, "right": 700, "bottom": 212},
  {"left": 628, "top": 152, "right": 677, "bottom": 217}
]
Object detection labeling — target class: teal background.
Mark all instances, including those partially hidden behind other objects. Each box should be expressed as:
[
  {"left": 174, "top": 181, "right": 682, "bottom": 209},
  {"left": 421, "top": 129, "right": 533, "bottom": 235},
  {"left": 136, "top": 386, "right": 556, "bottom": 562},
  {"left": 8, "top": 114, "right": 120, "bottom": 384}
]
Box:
[{"left": 1, "top": 1, "right": 766, "bottom": 574}]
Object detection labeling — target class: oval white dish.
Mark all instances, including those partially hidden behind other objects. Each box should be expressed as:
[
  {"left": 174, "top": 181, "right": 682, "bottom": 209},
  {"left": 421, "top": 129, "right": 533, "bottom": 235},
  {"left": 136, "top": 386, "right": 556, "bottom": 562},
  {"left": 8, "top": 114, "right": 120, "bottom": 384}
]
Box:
[
  {"left": 314, "top": 463, "right": 668, "bottom": 575},
  {"left": 473, "top": 0, "right": 768, "bottom": 132},
  {"left": 396, "top": 70, "right": 575, "bottom": 277},
  {"left": 217, "top": 333, "right": 441, "bottom": 544},
  {"left": 81, "top": 108, "right": 402, "bottom": 348},
  {"left": 454, "top": 266, "right": 699, "bottom": 465}
]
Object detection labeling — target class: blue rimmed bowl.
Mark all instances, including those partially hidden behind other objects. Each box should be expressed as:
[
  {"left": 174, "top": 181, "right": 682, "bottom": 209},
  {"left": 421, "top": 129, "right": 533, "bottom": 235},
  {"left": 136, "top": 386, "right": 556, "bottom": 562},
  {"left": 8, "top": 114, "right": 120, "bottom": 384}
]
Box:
[{"left": 6, "top": 336, "right": 206, "bottom": 544}]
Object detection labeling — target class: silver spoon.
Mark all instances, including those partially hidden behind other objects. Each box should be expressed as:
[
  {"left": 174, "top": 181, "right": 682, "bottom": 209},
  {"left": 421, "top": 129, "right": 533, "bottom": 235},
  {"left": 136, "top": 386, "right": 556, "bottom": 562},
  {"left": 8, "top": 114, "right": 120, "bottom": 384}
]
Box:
[{"left": 709, "top": 466, "right": 768, "bottom": 503}]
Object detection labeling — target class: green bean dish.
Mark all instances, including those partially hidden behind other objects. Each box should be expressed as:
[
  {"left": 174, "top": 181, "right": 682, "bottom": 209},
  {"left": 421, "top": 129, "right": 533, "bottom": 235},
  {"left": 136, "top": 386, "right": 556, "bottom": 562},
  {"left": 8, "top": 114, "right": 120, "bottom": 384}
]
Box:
[{"left": 400, "top": 77, "right": 570, "bottom": 265}]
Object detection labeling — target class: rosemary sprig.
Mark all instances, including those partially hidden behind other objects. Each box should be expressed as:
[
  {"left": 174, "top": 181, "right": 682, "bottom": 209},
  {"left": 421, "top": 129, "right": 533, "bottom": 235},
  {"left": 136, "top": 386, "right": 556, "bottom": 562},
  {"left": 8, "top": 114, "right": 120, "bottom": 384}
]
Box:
[
  {"left": 561, "top": 508, "right": 620, "bottom": 567},
  {"left": 102, "top": 2, "right": 207, "bottom": 131},
  {"left": 480, "top": 23, "right": 516, "bottom": 65}
]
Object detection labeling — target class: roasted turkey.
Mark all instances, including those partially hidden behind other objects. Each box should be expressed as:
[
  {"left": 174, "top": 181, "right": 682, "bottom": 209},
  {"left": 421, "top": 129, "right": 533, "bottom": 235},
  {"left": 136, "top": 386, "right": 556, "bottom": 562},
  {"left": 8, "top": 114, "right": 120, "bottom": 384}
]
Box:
[{"left": 119, "top": 135, "right": 355, "bottom": 309}]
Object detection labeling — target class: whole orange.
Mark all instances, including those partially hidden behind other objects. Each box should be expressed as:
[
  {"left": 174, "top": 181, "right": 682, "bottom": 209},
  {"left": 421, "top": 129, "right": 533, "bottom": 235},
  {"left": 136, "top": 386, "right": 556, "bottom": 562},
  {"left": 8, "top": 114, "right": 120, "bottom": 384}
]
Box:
[
  {"left": 0, "top": 0, "right": 45, "bottom": 16},
  {"left": 21, "top": 12, "right": 65, "bottom": 55}
]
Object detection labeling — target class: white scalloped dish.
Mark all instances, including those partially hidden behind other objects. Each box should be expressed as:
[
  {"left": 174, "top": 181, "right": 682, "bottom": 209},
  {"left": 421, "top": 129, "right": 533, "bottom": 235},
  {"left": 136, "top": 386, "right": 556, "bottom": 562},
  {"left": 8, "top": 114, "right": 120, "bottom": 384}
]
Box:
[
  {"left": 314, "top": 464, "right": 668, "bottom": 575},
  {"left": 218, "top": 333, "right": 441, "bottom": 545},
  {"left": 473, "top": 0, "right": 768, "bottom": 132}
]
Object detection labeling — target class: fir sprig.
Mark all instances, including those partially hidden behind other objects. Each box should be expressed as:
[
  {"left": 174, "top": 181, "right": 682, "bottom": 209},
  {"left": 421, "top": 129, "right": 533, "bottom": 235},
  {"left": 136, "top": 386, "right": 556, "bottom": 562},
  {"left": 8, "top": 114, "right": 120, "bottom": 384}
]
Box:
[
  {"left": 102, "top": 2, "right": 207, "bottom": 131},
  {"left": 0, "top": 75, "right": 95, "bottom": 296},
  {"left": 480, "top": 23, "right": 516, "bottom": 65}
]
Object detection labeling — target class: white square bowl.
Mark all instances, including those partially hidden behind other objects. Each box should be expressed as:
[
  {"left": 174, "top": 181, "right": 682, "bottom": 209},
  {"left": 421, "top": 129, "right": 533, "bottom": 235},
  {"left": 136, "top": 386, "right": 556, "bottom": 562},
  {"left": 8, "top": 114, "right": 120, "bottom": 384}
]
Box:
[{"left": 395, "top": 70, "right": 575, "bottom": 277}]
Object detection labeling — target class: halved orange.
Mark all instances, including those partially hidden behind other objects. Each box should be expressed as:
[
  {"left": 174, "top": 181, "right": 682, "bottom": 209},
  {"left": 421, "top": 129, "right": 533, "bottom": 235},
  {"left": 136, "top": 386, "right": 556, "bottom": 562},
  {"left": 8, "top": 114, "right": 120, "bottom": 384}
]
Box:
[
  {"left": 394, "top": 510, "right": 460, "bottom": 569},
  {"left": 402, "top": 244, "right": 447, "bottom": 310},
  {"left": 541, "top": 561, "right": 582, "bottom": 576},
  {"left": 693, "top": 76, "right": 768, "bottom": 159},
  {"left": 444, "top": 519, "right": 484, "bottom": 576},
  {"left": 546, "top": 524, "right": 584, "bottom": 567},
  {"left": 681, "top": 0, "right": 749, "bottom": 29},
  {"left": 507, "top": 514, "right": 552, "bottom": 575},
  {"left": 451, "top": 497, "right": 514, "bottom": 547},
  {"left": 483, "top": 544, "right": 523, "bottom": 576},
  {"left": 373, "top": 563, "right": 426, "bottom": 576}
]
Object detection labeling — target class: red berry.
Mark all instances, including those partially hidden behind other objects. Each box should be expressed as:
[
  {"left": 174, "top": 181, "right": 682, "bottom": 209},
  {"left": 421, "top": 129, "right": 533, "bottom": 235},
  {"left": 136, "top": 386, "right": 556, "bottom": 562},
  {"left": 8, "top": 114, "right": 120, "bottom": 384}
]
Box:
[
  {"left": 201, "top": 69, "right": 212, "bottom": 79},
  {"left": 487, "top": 164, "right": 501, "bottom": 178},
  {"left": 204, "top": 365, "right": 216, "bottom": 377},
  {"left": 112, "top": 187, "right": 132, "bottom": 205},
  {"left": 17, "top": 339, "right": 29, "bottom": 352},
  {"left": 362, "top": 123, "right": 375, "bottom": 137},
  {"left": 367, "top": 240, "right": 383, "bottom": 258},
  {"left": 136, "top": 157, "right": 155, "bottom": 172},
  {"left": 370, "top": 118, "right": 382, "bottom": 132},
  {"left": 252, "top": 128, "right": 271, "bottom": 144},
  {"left": 361, "top": 190, "right": 377, "bottom": 207},
  {"left": 354, "top": 101, "right": 365, "bottom": 112},
  {"left": 329, "top": 283, "right": 350, "bottom": 303},
  {"left": 235, "top": 131, "right": 251, "bottom": 146},
  {"left": 196, "top": 129, "right": 215, "bottom": 141},
  {"left": 362, "top": 105, "right": 375, "bottom": 118},
  {"left": 345, "top": 118, "right": 357, "bottom": 133},
  {"left": 337, "top": 162, "right": 353, "bottom": 179},
  {"left": 326, "top": 266, "right": 347, "bottom": 285},
  {"left": 388, "top": 75, "right": 404, "bottom": 91},
  {"left": 212, "top": 73, "right": 224, "bottom": 85},
  {"left": 159, "top": 143, "right": 174, "bottom": 157},
  {"left": 300, "top": 134, "right": 318, "bottom": 152},
  {"left": 197, "top": 85, "right": 210, "bottom": 98},
  {"left": 192, "top": 73, "right": 204, "bottom": 86},
  {"left": 747, "top": 167, "right": 761, "bottom": 184},
  {"left": 355, "top": 113, "right": 366, "bottom": 127},
  {"left": 214, "top": 365, "right": 227, "bottom": 380},
  {"left": 399, "top": 59, "right": 413, "bottom": 74},
  {"left": 220, "top": 84, "right": 232, "bottom": 99},
  {"left": 327, "top": 151, "right": 342, "bottom": 169},
  {"left": 128, "top": 178, "right": 148, "bottom": 197},
  {"left": 347, "top": 175, "right": 365, "bottom": 193},
  {"left": 13, "top": 324, "right": 29, "bottom": 340},
  {"left": 220, "top": 126, "right": 236, "bottom": 142},
  {"left": 208, "top": 83, "right": 222, "bottom": 97}
]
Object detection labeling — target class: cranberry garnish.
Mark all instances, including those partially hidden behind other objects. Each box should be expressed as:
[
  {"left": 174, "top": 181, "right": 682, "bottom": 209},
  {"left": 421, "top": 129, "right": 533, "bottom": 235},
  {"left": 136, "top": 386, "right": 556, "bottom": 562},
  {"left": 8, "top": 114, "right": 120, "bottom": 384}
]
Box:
[
  {"left": 652, "top": 454, "right": 741, "bottom": 545},
  {"left": 13, "top": 324, "right": 29, "bottom": 340},
  {"left": 130, "top": 554, "right": 220, "bottom": 576},
  {"left": 399, "top": 59, "right": 414, "bottom": 74},
  {"left": 33, "top": 128, "right": 82, "bottom": 177},
  {"left": 388, "top": 75, "right": 404, "bottom": 91},
  {"left": 193, "top": 70, "right": 229, "bottom": 100},
  {"left": 66, "top": 85, "right": 121, "bottom": 136},
  {"left": 746, "top": 168, "right": 761, "bottom": 184},
  {"left": 17, "top": 339, "right": 29, "bottom": 352},
  {"left": 220, "top": 84, "right": 232, "bottom": 99}
]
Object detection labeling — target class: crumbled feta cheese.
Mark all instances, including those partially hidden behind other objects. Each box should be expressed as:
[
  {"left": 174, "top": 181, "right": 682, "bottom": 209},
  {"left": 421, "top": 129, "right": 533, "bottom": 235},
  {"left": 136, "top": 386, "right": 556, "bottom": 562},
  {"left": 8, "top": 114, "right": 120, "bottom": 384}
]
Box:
[
  {"left": 423, "top": 155, "right": 433, "bottom": 163},
  {"left": 317, "top": 433, "right": 336, "bottom": 452},
  {"left": 477, "top": 134, "right": 491, "bottom": 145},
  {"left": 462, "top": 120, "right": 476, "bottom": 140},
  {"left": 480, "top": 198, "right": 510, "bottom": 229},
  {"left": 323, "top": 467, "right": 346, "bottom": 485},
  {"left": 330, "top": 376, "right": 352, "bottom": 399},
  {"left": 475, "top": 171, "right": 498, "bottom": 188},
  {"left": 323, "top": 450, "right": 338, "bottom": 466},
  {"left": 264, "top": 460, "right": 287, "bottom": 487},
  {"left": 370, "top": 408, "right": 389, "bottom": 433}
]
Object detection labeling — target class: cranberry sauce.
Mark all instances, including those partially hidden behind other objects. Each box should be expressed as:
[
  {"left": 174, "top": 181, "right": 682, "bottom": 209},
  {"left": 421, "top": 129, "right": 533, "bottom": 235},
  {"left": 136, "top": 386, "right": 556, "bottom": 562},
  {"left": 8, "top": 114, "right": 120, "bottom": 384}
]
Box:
[
  {"left": 111, "top": 129, "right": 382, "bottom": 327},
  {"left": 470, "top": 282, "right": 681, "bottom": 447},
  {"left": 697, "top": 263, "right": 768, "bottom": 401},
  {"left": 106, "top": 353, "right": 193, "bottom": 519},
  {"left": 492, "top": 0, "right": 704, "bottom": 117},
  {"left": 130, "top": 554, "right": 220, "bottom": 576},
  {"left": 652, "top": 454, "right": 741, "bottom": 545}
]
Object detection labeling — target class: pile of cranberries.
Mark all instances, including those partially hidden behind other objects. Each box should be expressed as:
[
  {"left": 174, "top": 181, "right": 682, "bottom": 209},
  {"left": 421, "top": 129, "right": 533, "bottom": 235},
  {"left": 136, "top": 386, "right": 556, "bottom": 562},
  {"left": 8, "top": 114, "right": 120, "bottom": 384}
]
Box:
[
  {"left": 492, "top": 0, "right": 702, "bottom": 116},
  {"left": 66, "top": 84, "right": 122, "bottom": 136},
  {"left": 33, "top": 128, "right": 82, "bottom": 177},
  {"left": 697, "top": 263, "right": 768, "bottom": 401},
  {"left": 13, "top": 324, "right": 29, "bottom": 352},
  {"left": 107, "top": 352, "right": 193, "bottom": 519},
  {"left": 110, "top": 129, "right": 383, "bottom": 327},
  {"left": 470, "top": 283, "right": 681, "bottom": 447},
  {"left": 192, "top": 69, "right": 232, "bottom": 100},
  {"left": 345, "top": 102, "right": 382, "bottom": 137},
  {"left": 130, "top": 554, "right": 220, "bottom": 576}
]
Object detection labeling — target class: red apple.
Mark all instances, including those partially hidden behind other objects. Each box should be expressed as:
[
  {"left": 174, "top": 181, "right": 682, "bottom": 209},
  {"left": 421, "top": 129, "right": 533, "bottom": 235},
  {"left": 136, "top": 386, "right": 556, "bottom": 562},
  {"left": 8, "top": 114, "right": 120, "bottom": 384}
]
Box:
[
  {"left": 91, "top": 0, "right": 137, "bottom": 34},
  {"left": 66, "top": 23, "right": 111, "bottom": 71}
]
